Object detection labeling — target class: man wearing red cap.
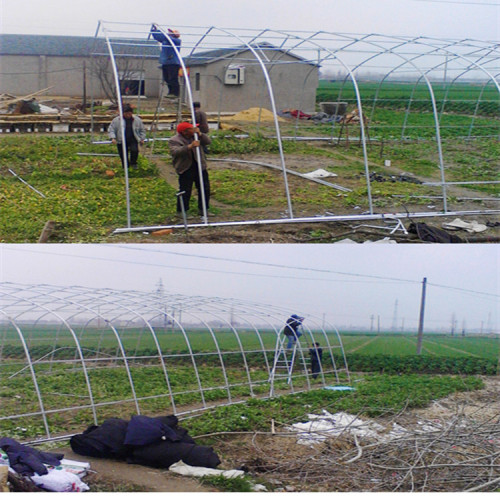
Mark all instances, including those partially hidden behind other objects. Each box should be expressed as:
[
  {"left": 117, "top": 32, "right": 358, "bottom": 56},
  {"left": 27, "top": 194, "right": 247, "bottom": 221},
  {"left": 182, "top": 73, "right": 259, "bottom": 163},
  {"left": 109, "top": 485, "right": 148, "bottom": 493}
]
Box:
[
  {"left": 151, "top": 24, "right": 182, "bottom": 98},
  {"left": 168, "top": 122, "right": 211, "bottom": 216}
]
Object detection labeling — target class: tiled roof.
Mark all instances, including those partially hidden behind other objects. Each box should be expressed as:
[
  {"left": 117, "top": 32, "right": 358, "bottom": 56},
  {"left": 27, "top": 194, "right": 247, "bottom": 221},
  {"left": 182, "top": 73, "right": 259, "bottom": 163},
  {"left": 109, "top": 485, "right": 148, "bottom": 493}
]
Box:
[
  {"left": 0, "top": 36, "right": 317, "bottom": 67},
  {"left": 185, "top": 42, "right": 318, "bottom": 67},
  {"left": 0, "top": 34, "right": 158, "bottom": 57}
]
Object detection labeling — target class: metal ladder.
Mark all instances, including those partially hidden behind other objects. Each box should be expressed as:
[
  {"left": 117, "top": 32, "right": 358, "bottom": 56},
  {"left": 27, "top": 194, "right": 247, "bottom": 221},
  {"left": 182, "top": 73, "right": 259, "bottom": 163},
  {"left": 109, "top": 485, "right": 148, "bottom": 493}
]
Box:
[
  {"left": 269, "top": 333, "right": 299, "bottom": 397},
  {"left": 148, "top": 80, "right": 186, "bottom": 159}
]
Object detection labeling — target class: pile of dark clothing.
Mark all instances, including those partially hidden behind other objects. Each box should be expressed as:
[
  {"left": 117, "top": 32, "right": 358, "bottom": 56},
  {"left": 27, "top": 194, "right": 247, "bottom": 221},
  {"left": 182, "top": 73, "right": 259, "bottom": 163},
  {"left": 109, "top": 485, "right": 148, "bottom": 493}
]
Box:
[
  {"left": 408, "top": 222, "right": 464, "bottom": 243},
  {"left": 0, "top": 437, "right": 63, "bottom": 477},
  {"left": 70, "top": 414, "right": 221, "bottom": 470}
]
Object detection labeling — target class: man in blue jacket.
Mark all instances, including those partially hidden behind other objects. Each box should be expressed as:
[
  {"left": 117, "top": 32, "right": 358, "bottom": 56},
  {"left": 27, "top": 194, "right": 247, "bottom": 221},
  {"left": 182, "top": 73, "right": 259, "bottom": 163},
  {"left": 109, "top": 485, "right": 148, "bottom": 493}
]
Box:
[
  {"left": 151, "top": 24, "right": 182, "bottom": 98},
  {"left": 284, "top": 314, "right": 304, "bottom": 349}
]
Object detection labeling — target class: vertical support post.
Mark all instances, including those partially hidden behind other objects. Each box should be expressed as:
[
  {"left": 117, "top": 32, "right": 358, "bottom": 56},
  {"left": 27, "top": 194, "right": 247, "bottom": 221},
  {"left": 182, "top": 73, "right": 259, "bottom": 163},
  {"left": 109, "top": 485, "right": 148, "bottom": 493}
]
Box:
[
  {"left": 416, "top": 277, "right": 427, "bottom": 355},
  {"left": 82, "top": 60, "right": 87, "bottom": 113}
]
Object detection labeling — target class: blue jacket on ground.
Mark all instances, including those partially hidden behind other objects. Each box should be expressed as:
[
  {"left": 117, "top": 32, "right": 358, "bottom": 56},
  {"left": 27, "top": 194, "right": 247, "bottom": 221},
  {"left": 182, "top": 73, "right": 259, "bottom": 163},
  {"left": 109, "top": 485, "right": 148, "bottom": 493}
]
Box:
[{"left": 151, "top": 26, "right": 181, "bottom": 66}]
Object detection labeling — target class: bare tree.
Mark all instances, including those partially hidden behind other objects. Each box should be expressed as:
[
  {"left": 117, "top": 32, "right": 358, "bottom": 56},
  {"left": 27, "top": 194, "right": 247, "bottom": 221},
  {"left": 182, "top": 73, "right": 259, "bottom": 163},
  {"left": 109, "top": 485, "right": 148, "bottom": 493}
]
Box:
[{"left": 90, "top": 56, "right": 144, "bottom": 104}]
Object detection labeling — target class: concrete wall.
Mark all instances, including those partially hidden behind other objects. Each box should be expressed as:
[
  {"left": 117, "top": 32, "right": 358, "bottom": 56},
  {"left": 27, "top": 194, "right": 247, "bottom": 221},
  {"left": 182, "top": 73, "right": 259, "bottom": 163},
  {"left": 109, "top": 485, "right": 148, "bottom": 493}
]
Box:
[{"left": 0, "top": 54, "right": 161, "bottom": 100}]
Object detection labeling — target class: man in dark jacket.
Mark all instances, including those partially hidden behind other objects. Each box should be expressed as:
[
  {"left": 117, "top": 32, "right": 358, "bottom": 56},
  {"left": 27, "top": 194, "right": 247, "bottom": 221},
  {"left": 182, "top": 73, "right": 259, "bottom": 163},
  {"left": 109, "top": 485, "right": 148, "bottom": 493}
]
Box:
[
  {"left": 193, "top": 102, "right": 209, "bottom": 133},
  {"left": 309, "top": 342, "right": 323, "bottom": 379},
  {"left": 284, "top": 314, "right": 304, "bottom": 349},
  {"left": 151, "top": 24, "right": 182, "bottom": 98},
  {"left": 168, "top": 122, "right": 211, "bottom": 216}
]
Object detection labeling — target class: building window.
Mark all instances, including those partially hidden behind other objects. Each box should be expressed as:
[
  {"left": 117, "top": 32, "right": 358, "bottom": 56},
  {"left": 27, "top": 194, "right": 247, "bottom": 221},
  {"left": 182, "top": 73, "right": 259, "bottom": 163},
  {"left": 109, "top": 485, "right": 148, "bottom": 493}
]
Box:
[
  {"left": 195, "top": 73, "right": 201, "bottom": 91},
  {"left": 119, "top": 71, "right": 146, "bottom": 96},
  {"left": 121, "top": 79, "right": 145, "bottom": 96}
]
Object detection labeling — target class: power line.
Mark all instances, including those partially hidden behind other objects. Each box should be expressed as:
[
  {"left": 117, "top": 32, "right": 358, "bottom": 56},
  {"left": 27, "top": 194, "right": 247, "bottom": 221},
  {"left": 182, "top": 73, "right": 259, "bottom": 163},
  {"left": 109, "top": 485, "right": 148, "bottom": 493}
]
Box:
[
  {"left": 428, "top": 282, "right": 500, "bottom": 299},
  {"left": 0, "top": 245, "right": 411, "bottom": 285},
  {"left": 112, "top": 245, "right": 420, "bottom": 285}
]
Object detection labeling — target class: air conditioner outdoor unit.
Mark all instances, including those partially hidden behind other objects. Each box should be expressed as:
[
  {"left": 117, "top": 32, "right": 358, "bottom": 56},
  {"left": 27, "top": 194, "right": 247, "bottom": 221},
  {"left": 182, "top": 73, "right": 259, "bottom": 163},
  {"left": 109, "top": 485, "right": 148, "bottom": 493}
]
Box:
[{"left": 224, "top": 65, "right": 245, "bottom": 85}]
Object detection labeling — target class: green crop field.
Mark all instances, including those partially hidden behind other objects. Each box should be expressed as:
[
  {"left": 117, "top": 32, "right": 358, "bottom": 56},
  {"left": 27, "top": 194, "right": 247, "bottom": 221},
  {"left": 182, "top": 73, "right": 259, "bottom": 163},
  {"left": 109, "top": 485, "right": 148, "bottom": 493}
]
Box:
[
  {"left": 339, "top": 331, "right": 499, "bottom": 359},
  {"left": 317, "top": 80, "right": 500, "bottom": 117},
  {"left": 1, "top": 325, "right": 497, "bottom": 361},
  {"left": 0, "top": 79, "right": 498, "bottom": 242}
]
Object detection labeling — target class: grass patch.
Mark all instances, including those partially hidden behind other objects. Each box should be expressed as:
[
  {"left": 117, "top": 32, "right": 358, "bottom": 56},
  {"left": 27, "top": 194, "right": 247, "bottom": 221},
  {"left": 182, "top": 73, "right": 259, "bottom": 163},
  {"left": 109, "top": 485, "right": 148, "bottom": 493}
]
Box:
[{"left": 200, "top": 475, "right": 254, "bottom": 492}]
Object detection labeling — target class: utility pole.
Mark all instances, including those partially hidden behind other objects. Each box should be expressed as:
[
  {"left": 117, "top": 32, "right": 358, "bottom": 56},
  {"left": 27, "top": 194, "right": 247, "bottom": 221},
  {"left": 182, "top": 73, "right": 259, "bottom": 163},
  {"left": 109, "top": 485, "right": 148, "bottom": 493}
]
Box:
[
  {"left": 377, "top": 315, "right": 380, "bottom": 334},
  {"left": 370, "top": 314, "right": 375, "bottom": 332},
  {"left": 391, "top": 299, "right": 399, "bottom": 331},
  {"left": 416, "top": 277, "right": 427, "bottom": 355},
  {"left": 155, "top": 278, "right": 167, "bottom": 328}
]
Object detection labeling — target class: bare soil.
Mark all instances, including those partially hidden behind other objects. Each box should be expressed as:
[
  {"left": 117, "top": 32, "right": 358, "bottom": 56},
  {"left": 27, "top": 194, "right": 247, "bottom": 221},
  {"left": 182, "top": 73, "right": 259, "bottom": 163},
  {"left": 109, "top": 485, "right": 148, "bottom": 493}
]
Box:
[{"left": 54, "top": 448, "right": 217, "bottom": 492}]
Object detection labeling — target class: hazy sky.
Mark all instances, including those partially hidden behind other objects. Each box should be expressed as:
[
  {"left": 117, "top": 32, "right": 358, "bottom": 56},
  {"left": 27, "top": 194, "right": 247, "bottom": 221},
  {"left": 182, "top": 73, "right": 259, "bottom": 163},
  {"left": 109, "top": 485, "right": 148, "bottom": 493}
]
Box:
[
  {"left": 0, "top": 244, "right": 498, "bottom": 333},
  {"left": 1, "top": 0, "right": 499, "bottom": 40}
]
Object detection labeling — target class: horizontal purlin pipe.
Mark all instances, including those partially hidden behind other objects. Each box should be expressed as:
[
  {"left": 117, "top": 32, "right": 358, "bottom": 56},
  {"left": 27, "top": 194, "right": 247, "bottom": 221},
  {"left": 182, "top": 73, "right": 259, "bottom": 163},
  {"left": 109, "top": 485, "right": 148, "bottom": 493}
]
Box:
[{"left": 112, "top": 209, "right": 500, "bottom": 234}]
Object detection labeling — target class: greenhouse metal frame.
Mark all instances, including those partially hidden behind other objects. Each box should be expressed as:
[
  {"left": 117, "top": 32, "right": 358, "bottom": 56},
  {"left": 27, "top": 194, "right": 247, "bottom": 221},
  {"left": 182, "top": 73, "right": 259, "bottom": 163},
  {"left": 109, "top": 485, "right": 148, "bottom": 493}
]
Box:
[
  {"left": 0, "top": 282, "right": 349, "bottom": 441},
  {"left": 90, "top": 22, "right": 499, "bottom": 233}
]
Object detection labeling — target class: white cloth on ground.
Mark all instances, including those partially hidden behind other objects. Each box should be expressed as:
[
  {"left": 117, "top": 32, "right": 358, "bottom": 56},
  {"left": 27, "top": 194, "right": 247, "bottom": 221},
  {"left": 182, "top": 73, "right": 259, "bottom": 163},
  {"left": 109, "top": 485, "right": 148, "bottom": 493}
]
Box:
[
  {"left": 169, "top": 460, "right": 244, "bottom": 479},
  {"left": 31, "top": 469, "right": 89, "bottom": 492}
]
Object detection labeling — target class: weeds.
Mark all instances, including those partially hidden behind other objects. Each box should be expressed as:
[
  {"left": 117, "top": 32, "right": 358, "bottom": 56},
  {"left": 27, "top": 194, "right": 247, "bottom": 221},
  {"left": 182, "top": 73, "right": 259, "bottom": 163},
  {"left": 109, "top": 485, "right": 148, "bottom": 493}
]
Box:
[{"left": 200, "top": 475, "right": 254, "bottom": 492}]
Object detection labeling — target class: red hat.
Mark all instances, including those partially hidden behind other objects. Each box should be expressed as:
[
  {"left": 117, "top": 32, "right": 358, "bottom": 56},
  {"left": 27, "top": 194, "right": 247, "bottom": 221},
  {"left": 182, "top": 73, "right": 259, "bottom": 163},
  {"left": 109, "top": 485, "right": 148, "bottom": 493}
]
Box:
[{"left": 177, "top": 122, "right": 197, "bottom": 133}]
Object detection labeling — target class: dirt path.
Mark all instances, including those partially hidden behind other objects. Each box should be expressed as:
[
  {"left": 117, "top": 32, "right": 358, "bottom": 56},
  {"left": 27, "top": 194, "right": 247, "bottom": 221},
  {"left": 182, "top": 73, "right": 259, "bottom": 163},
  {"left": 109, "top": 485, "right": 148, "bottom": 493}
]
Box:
[{"left": 56, "top": 447, "right": 216, "bottom": 492}]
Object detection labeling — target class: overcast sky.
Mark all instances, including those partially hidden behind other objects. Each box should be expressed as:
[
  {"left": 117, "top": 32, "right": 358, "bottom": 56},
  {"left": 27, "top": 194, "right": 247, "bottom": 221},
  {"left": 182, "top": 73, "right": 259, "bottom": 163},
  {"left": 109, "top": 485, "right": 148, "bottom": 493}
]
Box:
[
  {"left": 1, "top": 0, "right": 499, "bottom": 41},
  {"left": 0, "top": 244, "right": 498, "bottom": 333}
]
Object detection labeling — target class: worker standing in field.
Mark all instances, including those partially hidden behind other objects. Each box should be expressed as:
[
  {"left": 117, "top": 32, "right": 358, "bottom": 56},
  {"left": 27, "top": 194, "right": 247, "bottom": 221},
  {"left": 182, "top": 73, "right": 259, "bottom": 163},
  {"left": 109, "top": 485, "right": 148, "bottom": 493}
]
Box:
[
  {"left": 309, "top": 342, "right": 323, "bottom": 379},
  {"left": 150, "top": 24, "right": 182, "bottom": 98},
  {"left": 108, "top": 104, "right": 146, "bottom": 169},
  {"left": 193, "top": 102, "right": 209, "bottom": 133},
  {"left": 283, "top": 314, "right": 304, "bottom": 349},
  {"left": 193, "top": 102, "right": 210, "bottom": 154},
  {"left": 168, "top": 122, "right": 211, "bottom": 216}
]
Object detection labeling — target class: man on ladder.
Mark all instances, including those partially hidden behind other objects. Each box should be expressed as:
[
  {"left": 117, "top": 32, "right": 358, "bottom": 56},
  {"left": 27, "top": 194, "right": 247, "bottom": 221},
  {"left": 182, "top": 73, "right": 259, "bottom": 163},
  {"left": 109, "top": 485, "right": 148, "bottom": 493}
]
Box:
[
  {"left": 150, "top": 24, "right": 182, "bottom": 98},
  {"left": 268, "top": 314, "right": 305, "bottom": 393},
  {"left": 283, "top": 314, "right": 305, "bottom": 349}
]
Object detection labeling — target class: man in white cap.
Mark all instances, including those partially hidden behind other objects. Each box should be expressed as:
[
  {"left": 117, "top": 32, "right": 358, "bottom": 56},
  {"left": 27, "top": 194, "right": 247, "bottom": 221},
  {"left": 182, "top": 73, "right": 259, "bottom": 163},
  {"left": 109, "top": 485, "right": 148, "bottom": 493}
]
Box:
[{"left": 151, "top": 24, "right": 182, "bottom": 97}]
